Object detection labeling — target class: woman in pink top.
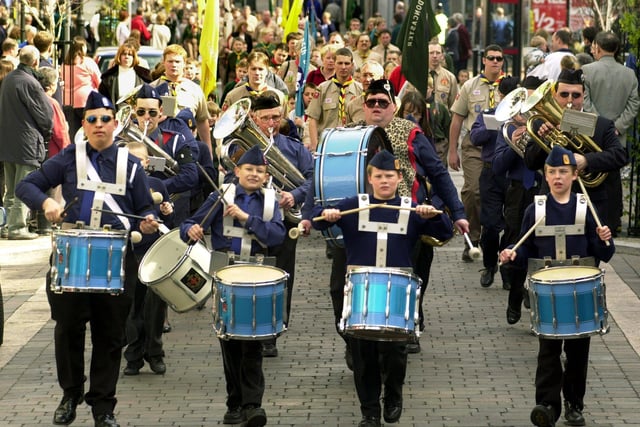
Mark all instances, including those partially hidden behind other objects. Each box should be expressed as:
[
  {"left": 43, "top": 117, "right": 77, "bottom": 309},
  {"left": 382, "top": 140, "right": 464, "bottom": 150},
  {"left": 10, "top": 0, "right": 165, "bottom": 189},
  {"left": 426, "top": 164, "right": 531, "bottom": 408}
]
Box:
[{"left": 61, "top": 36, "right": 101, "bottom": 141}]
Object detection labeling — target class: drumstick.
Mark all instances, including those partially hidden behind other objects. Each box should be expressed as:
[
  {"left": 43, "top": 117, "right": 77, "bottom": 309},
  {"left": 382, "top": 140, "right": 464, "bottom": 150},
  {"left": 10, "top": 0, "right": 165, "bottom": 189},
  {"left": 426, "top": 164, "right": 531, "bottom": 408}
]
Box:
[
  {"left": 91, "top": 208, "right": 164, "bottom": 224},
  {"left": 499, "top": 215, "right": 546, "bottom": 266},
  {"left": 187, "top": 183, "right": 235, "bottom": 245},
  {"left": 376, "top": 204, "right": 443, "bottom": 215},
  {"left": 312, "top": 203, "right": 384, "bottom": 222},
  {"left": 57, "top": 197, "right": 79, "bottom": 222},
  {"left": 577, "top": 177, "right": 611, "bottom": 247},
  {"left": 462, "top": 232, "right": 481, "bottom": 260}
]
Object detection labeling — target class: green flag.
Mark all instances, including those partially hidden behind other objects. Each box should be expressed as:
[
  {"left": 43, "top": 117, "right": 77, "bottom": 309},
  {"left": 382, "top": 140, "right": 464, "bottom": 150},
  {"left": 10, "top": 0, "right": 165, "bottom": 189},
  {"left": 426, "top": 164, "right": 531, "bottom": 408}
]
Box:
[{"left": 398, "top": 0, "right": 439, "bottom": 96}]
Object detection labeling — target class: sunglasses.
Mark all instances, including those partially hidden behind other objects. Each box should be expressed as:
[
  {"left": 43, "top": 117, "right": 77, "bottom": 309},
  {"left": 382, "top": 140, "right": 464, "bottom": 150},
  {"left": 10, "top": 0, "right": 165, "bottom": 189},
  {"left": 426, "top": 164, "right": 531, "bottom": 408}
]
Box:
[
  {"left": 485, "top": 55, "right": 504, "bottom": 62},
  {"left": 136, "top": 108, "right": 160, "bottom": 117},
  {"left": 557, "top": 91, "right": 582, "bottom": 99},
  {"left": 365, "top": 98, "right": 391, "bottom": 109},
  {"left": 85, "top": 115, "right": 114, "bottom": 124}
]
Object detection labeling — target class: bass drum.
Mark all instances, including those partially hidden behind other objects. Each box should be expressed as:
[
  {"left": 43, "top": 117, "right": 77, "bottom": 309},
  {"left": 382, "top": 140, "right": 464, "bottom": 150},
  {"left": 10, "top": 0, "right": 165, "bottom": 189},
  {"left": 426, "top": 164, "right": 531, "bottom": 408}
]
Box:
[{"left": 314, "top": 126, "right": 392, "bottom": 247}]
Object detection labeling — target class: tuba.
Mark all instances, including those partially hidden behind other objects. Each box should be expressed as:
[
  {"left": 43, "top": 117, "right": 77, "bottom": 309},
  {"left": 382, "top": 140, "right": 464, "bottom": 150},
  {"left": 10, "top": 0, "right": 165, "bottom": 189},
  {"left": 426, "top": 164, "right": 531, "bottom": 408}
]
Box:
[
  {"left": 214, "top": 99, "right": 306, "bottom": 223},
  {"left": 494, "top": 87, "right": 529, "bottom": 158},
  {"left": 521, "top": 80, "right": 607, "bottom": 187}
]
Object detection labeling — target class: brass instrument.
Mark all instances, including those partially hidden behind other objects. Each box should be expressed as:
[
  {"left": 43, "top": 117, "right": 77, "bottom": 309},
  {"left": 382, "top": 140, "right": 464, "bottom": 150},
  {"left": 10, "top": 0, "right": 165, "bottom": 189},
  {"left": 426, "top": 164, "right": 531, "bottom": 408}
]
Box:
[
  {"left": 115, "top": 105, "right": 181, "bottom": 177},
  {"left": 494, "top": 87, "right": 529, "bottom": 158},
  {"left": 215, "top": 99, "right": 306, "bottom": 223},
  {"left": 521, "top": 80, "right": 607, "bottom": 187},
  {"left": 115, "top": 84, "right": 143, "bottom": 109}
]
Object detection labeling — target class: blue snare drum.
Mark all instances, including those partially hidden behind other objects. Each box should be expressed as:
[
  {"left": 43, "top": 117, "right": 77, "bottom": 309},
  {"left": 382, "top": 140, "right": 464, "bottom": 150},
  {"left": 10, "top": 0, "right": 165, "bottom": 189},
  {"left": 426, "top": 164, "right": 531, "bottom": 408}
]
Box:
[
  {"left": 212, "top": 265, "right": 289, "bottom": 340},
  {"left": 50, "top": 229, "right": 128, "bottom": 294},
  {"left": 315, "top": 126, "right": 391, "bottom": 247},
  {"left": 341, "top": 267, "right": 422, "bottom": 341},
  {"left": 527, "top": 266, "right": 609, "bottom": 338}
]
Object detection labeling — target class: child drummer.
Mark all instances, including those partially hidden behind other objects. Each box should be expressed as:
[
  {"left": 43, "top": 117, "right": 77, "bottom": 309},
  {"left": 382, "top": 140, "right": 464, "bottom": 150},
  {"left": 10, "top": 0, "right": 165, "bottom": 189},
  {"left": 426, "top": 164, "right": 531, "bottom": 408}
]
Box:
[
  {"left": 312, "top": 150, "right": 451, "bottom": 427},
  {"left": 180, "top": 144, "right": 285, "bottom": 427},
  {"left": 499, "top": 145, "right": 614, "bottom": 427}
]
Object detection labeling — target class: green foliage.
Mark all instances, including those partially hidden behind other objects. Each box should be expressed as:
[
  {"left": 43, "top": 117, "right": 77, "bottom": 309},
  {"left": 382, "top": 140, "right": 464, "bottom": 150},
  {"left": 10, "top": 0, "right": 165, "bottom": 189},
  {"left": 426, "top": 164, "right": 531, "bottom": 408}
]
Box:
[{"left": 619, "top": 0, "right": 640, "bottom": 55}]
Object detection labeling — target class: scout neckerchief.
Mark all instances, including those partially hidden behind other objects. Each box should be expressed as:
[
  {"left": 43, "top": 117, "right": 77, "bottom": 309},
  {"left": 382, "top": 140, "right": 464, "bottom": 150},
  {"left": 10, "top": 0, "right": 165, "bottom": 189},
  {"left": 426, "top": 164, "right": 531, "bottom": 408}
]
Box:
[
  {"left": 479, "top": 73, "right": 504, "bottom": 108},
  {"left": 160, "top": 75, "right": 179, "bottom": 96},
  {"left": 332, "top": 76, "right": 354, "bottom": 125},
  {"left": 244, "top": 82, "right": 266, "bottom": 97}
]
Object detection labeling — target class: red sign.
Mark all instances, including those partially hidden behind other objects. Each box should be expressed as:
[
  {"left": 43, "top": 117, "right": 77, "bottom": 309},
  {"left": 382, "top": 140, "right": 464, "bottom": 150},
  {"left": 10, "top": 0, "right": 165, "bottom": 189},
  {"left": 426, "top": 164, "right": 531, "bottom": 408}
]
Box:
[{"left": 531, "top": 0, "right": 567, "bottom": 33}]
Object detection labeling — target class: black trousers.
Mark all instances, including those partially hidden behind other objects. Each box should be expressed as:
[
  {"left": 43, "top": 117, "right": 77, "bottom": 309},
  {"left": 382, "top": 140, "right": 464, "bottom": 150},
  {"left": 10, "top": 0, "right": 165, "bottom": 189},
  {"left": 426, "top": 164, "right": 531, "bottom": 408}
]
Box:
[
  {"left": 479, "top": 165, "right": 509, "bottom": 269},
  {"left": 273, "top": 218, "right": 299, "bottom": 325},
  {"left": 535, "top": 337, "right": 591, "bottom": 420},
  {"left": 219, "top": 338, "right": 265, "bottom": 410},
  {"left": 46, "top": 249, "right": 135, "bottom": 416},
  {"left": 327, "top": 245, "right": 348, "bottom": 340},
  {"left": 350, "top": 337, "right": 407, "bottom": 418},
  {"left": 412, "top": 240, "right": 434, "bottom": 330},
  {"left": 124, "top": 277, "right": 167, "bottom": 362},
  {"left": 503, "top": 180, "right": 537, "bottom": 309}
]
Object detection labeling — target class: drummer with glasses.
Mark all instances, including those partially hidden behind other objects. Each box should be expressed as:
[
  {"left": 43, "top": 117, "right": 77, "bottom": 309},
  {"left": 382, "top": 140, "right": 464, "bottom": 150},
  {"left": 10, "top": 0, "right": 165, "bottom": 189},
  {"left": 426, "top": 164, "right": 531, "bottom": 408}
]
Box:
[
  {"left": 312, "top": 150, "right": 452, "bottom": 427},
  {"left": 180, "top": 144, "right": 286, "bottom": 427},
  {"left": 499, "top": 145, "right": 614, "bottom": 427},
  {"left": 16, "top": 91, "right": 160, "bottom": 427}
]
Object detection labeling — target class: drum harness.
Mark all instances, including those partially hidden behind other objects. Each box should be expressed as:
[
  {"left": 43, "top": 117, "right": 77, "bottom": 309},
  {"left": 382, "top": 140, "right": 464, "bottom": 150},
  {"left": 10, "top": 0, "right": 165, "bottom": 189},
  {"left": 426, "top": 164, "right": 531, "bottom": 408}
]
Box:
[
  {"left": 221, "top": 183, "right": 276, "bottom": 261},
  {"left": 75, "top": 140, "right": 131, "bottom": 231},
  {"left": 533, "top": 193, "right": 587, "bottom": 262},
  {"left": 357, "top": 194, "right": 411, "bottom": 268}
]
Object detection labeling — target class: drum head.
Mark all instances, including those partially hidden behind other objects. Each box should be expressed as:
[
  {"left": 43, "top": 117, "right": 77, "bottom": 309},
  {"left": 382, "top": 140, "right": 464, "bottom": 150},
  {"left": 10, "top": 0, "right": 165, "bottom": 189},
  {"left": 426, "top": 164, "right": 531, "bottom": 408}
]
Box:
[
  {"left": 215, "top": 264, "right": 287, "bottom": 284},
  {"left": 531, "top": 266, "right": 601, "bottom": 282}
]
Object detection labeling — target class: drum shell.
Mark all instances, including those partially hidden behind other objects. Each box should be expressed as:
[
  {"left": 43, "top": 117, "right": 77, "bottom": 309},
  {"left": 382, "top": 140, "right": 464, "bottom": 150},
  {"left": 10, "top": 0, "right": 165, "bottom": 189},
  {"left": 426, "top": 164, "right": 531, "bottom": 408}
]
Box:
[
  {"left": 342, "top": 267, "right": 422, "bottom": 341},
  {"left": 527, "top": 266, "right": 609, "bottom": 338},
  {"left": 314, "top": 126, "right": 391, "bottom": 247},
  {"left": 212, "top": 264, "right": 288, "bottom": 340},
  {"left": 138, "top": 229, "right": 212, "bottom": 313},
  {"left": 51, "top": 229, "right": 128, "bottom": 294}
]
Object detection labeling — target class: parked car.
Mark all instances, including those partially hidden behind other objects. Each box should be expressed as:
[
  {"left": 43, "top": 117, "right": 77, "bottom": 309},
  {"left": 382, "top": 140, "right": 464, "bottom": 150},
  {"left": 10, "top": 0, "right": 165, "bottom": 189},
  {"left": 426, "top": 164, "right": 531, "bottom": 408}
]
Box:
[{"left": 94, "top": 46, "right": 163, "bottom": 73}]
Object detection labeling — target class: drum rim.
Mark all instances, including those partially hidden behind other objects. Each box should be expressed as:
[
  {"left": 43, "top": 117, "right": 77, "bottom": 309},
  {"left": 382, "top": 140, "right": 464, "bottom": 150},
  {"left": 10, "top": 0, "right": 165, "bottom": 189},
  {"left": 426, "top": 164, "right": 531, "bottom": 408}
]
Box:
[
  {"left": 213, "top": 263, "right": 288, "bottom": 285},
  {"left": 54, "top": 229, "right": 129, "bottom": 237},
  {"left": 348, "top": 266, "right": 420, "bottom": 281},
  {"left": 530, "top": 265, "right": 602, "bottom": 282}
]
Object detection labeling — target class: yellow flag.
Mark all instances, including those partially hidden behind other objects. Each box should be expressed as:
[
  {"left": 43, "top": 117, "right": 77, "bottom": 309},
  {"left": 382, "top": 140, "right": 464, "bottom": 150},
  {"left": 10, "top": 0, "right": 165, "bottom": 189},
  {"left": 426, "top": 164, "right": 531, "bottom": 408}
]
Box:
[
  {"left": 283, "top": 0, "right": 303, "bottom": 38},
  {"left": 281, "top": 0, "right": 289, "bottom": 29},
  {"left": 199, "top": 0, "right": 219, "bottom": 99}
]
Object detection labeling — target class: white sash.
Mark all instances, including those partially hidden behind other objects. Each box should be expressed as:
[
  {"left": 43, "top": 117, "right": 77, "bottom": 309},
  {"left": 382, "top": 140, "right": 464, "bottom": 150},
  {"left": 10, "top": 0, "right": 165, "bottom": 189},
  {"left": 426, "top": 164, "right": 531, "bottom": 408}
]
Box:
[
  {"left": 75, "top": 141, "right": 131, "bottom": 229},
  {"left": 534, "top": 193, "right": 587, "bottom": 260}
]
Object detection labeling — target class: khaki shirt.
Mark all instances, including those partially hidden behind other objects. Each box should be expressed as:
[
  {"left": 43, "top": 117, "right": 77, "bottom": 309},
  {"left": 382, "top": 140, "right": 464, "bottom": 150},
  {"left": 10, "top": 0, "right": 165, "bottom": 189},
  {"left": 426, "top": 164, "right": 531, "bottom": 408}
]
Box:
[
  {"left": 222, "top": 84, "right": 286, "bottom": 111},
  {"left": 450, "top": 74, "right": 503, "bottom": 132},
  {"left": 352, "top": 50, "right": 384, "bottom": 69},
  {"left": 306, "top": 79, "right": 365, "bottom": 135},
  {"left": 151, "top": 77, "right": 209, "bottom": 121},
  {"left": 432, "top": 67, "right": 459, "bottom": 109}
]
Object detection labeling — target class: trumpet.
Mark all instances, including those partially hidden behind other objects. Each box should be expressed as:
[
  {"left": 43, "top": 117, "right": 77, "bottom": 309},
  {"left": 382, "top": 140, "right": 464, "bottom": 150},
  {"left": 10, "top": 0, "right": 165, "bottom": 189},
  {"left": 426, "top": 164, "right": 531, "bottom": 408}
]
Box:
[{"left": 521, "top": 81, "right": 607, "bottom": 187}]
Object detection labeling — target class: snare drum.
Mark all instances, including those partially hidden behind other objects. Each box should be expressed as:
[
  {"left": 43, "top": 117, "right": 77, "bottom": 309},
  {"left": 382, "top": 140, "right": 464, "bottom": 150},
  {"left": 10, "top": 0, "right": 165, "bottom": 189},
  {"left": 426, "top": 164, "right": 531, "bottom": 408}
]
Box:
[
  {"left": 527, "top": 266, "right": 609, "bottom": 338},
  {"left": 50, "top": 229, "right": 128, "bottom": 294},
  {"left": 315, "top": 126, "right": 391, "bottom": 246},
  {"left": 138, "top": 229, "right": 212, "bottom": 313},
  {"left": 212, "top": 264, "right": 288, "bottom": 340},
  {"left": 341, "top": 267, "right": 422, "bottom": 341}
]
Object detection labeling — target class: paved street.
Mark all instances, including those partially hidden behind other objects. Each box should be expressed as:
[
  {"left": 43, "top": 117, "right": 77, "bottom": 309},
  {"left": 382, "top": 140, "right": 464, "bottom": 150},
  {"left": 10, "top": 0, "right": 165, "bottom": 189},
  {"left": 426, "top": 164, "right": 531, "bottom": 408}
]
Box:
[{"left": 1, "top": 227, "right": 639, "bottom": 426}]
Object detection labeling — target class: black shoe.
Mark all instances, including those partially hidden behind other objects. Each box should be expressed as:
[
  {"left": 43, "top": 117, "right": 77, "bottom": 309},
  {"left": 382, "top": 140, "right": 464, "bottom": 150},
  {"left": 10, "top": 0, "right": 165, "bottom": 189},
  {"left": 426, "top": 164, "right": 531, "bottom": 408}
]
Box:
[
  {"left": 564, "top": 402, "right": 585, "bottom": 426},
  {"left": 406, "top": 341, "right": 421, "bottom": 354},
  {"left": 358, "top": 416, "right": 381, "bottom": 427},
  {"left": 163, "top": 323, "right": 172, "bottom": 333},
  {"left": 94, "top": 413, "right": 120, "bottom": 427},
  {"left": 223, "top": 407, "right": 246, "bottom": 424},
  {"left": 262, "top": 343, "right": 278, "bottom": 357},
  {"left": 462, "top": 246, "right": 473, "bottom": 262},
  {"left": 146, "top": 355, "right": 166, "bottom": 374},
  {"left": 530, "top": 404, "right": 556, "bottom": 427},
  {"left": 480, "top": 265, "right": 497, "bottom": 287},
  {"left": 506, "top": 306, "right": 522, "bottom": 325},
  {"left": 123, "top": 360, "right": 144, "bottom": 375},
  {"left": 53, "top": 394, "right": 83, "bottom": 425},
  {"left": 345, "top": 345, "right": 354, "bottom": 370},
  {"left": 243, "top": 406, "right": 267, "bottom": 427},
  {"left": 383, "top": 400, "right": 403, "bottom": 423}
]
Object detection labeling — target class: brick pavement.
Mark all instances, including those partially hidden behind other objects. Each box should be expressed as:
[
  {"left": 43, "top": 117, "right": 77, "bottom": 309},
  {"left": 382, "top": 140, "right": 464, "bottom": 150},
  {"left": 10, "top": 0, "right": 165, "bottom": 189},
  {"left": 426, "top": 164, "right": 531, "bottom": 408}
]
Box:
[{"left": 1, "top": 232, "right": 640, "bottom": 426}]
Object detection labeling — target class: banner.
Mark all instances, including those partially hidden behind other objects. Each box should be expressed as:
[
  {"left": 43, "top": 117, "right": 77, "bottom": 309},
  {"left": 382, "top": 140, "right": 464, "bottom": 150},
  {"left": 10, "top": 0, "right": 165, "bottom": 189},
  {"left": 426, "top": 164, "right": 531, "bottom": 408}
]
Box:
[
  {"left": 199, "top": 0, "right": 219, "bottom": 99},
  {"left": 397, "top": 0, "right": 439, "bottom": 96},
  {"left": 283, "top": 0, "right": 303, "bottom": 38},
  {"left": 295, "top": 17, "right": 311, "bottom": 117}
]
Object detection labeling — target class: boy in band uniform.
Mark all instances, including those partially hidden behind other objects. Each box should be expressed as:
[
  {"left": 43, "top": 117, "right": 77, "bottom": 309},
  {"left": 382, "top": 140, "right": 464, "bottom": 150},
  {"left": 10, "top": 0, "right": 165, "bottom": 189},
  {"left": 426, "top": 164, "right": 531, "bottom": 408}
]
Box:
[
  {"left": 180, "top": 145, "right": 285, "bottom": 427},
  {"left": 499, "top": 145, "right": 614, "bottom": 427},
  {"left": 312, "top": 150, "right": 451, "bottom": 427}
]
